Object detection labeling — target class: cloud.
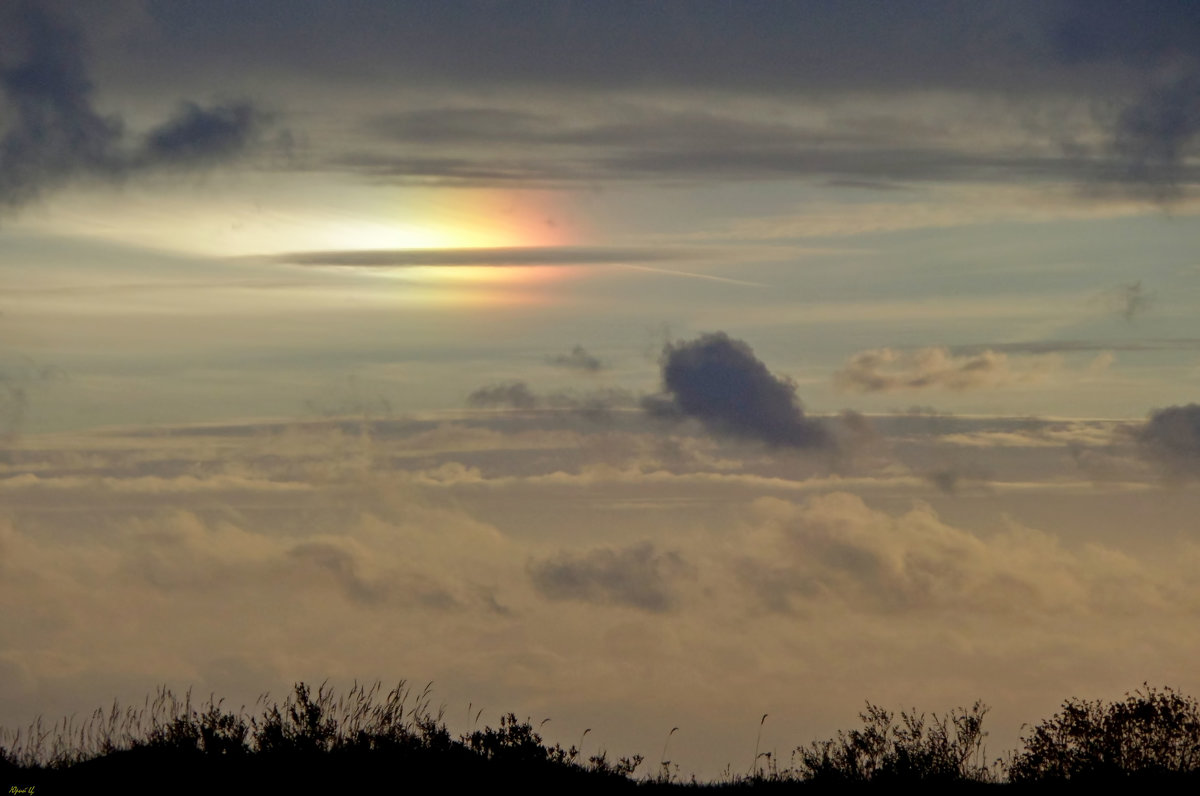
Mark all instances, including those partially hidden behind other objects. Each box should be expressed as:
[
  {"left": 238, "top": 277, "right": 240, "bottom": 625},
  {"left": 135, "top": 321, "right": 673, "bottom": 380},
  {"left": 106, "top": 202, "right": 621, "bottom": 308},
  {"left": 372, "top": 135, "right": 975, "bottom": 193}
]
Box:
[
  {"left": 833, "top": 347, "right": 1057, "bottom": 393},
  {"left": 546, "top": 345, "right": 605, "bottom": 373},
  {"left": 951, "top": 338, "right": 1200, "bottom": 355},
  {"left": 734, "top": 492, "right": 1172, "bottom": 615},
  {"left": 286, "top": 541, "right": 385, "bottom": 605},
  {"left": 0, "top": 375, "right": 27, "bottom": 441},
  {"left": 140, "top": 101, "right": 264, "bottom": 168},
  {"left": 924, "top": 463, "right": 992, "bottom": 495},
  {"left": 466, "top": 380, "right": 636, "bottom": 422},
  {"left": 261, "top": 246, "right": 682, "bottom": 268},
  {"left": 644, "top": 332, "right": 832, "bottom": 450},
  {"left": 0, "top": 2, "right": 268, "bottom": 209},
  {"left": 1112, "top": 70, "right": 1200, "bottom": 201},
  {"left": 467, "top": 381, "right": 538, "bottom": 410},
  {"left": 1101, "top": 281, "right": 1154, "bottom": 321},
  {"left": 1134, "top": 404, "right": 1200, "bottom": 478},
  {"left": 0, "top": 355, "right": 65, "bottom": 440},
  {"left": 528, "top": 542, "right": 689, "bottom": 612}
]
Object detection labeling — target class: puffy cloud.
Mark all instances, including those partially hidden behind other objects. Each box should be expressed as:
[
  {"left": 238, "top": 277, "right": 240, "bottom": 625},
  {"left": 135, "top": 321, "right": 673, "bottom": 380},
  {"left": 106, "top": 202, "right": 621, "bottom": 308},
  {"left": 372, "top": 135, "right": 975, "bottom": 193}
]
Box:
[
  {"left": 644, "top": 332, "right": 832, "bottom": 450},
  {"left": 833, "top": 347, "right": 1057, "bottom": 393},
  {"left": 734, "top": 492, "right": 1174, "bottom": 615},
  {"left": 1134, "top": 404, "right": 1200, "bottom": 478},
  {"left": 528, "top": 542, "right": 690, "bottom": 612}
]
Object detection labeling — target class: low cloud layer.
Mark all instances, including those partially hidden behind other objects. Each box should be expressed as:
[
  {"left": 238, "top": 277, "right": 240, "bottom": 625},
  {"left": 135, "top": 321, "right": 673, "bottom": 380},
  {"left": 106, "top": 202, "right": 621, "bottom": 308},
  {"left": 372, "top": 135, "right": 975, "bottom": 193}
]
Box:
[
  {"left": 0, "top": 3, "right": 267, "bottom": 209},
  {"left": 834, "top": 347, "right": 1057, "bottom": 393},
  {"left": 644, "top": 332, "right": 831, "bottom": 450},
  {"left": 528, "top": 542, "right": 689, "bottom": 612},
  {"left": 734, "top": 491, "right": 1180, "bottom": 616},
  {"left": 4, "top": 412, "right": 1200, "bottom": 781}
]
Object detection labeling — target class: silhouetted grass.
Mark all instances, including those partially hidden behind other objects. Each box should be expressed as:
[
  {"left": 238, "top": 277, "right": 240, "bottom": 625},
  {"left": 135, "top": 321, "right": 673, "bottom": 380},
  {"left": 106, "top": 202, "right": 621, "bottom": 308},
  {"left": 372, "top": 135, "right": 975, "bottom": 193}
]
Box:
[{"left": 4, "top": 681, "right": 1200, "bottom": 794}]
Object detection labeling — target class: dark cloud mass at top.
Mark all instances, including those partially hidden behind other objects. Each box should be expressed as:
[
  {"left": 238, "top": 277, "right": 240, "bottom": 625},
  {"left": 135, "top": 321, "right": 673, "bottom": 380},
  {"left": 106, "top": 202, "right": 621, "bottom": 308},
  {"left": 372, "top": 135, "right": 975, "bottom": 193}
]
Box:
[
  {"left": 0, "top": 2, "right": 266, "bottom": 208},
  {"left": 1112, "top": 72, "right": 1200, "bottom": 200},
  {"left": 6, "top": 2, "right": 1200, "bottom": 199},
  {"left": 645, "top": 332, "right": 831, "bottom": 450}
]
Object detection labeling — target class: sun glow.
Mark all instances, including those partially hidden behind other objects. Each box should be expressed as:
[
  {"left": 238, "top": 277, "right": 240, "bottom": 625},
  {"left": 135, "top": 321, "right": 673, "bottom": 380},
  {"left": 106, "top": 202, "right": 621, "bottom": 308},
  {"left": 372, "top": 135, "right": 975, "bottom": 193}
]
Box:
[
  {"left": 305, "top": 187, "right": 578, "bottom": 253},
  {"left": 14, "top": 177, "right": 581, "bottom": 258}
]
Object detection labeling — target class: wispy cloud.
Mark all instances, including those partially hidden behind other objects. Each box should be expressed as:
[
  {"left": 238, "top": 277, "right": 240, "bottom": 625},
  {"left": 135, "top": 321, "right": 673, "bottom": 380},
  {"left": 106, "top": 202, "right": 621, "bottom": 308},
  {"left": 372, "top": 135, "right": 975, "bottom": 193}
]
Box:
[
  {"left": 259, "top": 246, "right": 686, "bottom": 267},
  {"left": 833, "top": 347, "right": 1059, "bottom": 393}
]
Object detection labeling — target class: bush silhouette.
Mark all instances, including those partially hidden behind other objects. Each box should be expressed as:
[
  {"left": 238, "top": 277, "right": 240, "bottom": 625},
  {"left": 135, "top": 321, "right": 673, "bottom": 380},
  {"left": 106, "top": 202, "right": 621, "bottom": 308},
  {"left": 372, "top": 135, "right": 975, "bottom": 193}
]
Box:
[
  {"left": 797, "top": 700, "right": 994, "bottom": 784},
  {"left": 1009, "top": 684, "right": 1200, "bottom": 781},
  {"left": 7, "top": 680, "right": 1200, "bottom": 791}
]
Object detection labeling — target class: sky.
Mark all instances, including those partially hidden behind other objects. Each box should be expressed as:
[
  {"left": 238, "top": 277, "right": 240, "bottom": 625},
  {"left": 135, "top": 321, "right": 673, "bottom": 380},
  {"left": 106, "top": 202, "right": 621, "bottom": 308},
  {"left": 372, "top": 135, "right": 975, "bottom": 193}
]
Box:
[{"left": 3, "top": 0, "right": 1200, "bottom": 778}]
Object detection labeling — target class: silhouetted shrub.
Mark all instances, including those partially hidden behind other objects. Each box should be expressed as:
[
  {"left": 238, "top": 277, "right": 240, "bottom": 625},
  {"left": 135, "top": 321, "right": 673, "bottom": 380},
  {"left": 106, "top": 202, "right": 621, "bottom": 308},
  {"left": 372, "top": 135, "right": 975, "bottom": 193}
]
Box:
[
  {"left": 1009, "top": 684, "right": 1200, "bottom": 781},
  {"left": 797, "top": 700, "right": 994, "bottom": 784}
]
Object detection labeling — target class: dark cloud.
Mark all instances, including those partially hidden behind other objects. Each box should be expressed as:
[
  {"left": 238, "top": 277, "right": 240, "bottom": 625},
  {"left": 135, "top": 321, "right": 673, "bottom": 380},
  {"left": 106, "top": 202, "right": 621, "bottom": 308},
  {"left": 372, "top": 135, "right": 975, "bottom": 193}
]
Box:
[
  {"left": 1054, "top": 1, "right": 1200, "bottom": 199},
  {"left": 1051, "top": 0, "right": 1200, "bottom": 67},
  {"left": 141, "top": 101, "right": 263, "bottom": 167},
  {"left": 0, "top": 2, "right": 269, "bottom": 209},
  {"left": 644, "top": 332, "right": 832, "bottom": 450},
  {"left": 1134, "top": 404, "right": 1200, "bottom": 478},
  {"left": 467, "top": 381, "right": 538, "bottom": 410},
  {"left": 0, "top": 1, "right": 122, "bottom": 207},
  {"left": 128, "top": 2, "right": 1103, "bottom": 96},
  {"left": 1112, "top": 72, "right": 1200, "bottom": 200},
  {"left": 336, "top": 142, "right": 1127, "bottom": 190},
  {"left": 67, "top": 3, "right": 1200, "bottom": 195},
  {"left": 546, "top": 345, "right": 605, "bottom": 373},
  {"left": 925, "top": 463, "right": 992, "bottom": 495},
  {"left": 528, "top": 542, "right": 689, "bottom": 612},
  {"left": 262, "top": 246, "right": 682, "bottom": 268}
]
